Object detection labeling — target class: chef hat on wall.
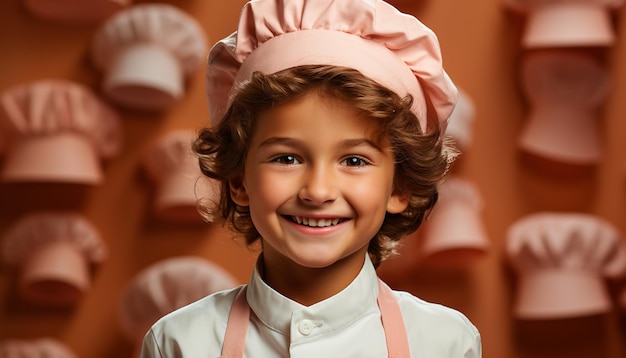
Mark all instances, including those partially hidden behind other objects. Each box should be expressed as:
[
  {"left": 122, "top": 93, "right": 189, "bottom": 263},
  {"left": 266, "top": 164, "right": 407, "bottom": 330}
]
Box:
[
  {"left": 506, "top": 212, "right": 626, "bottom": 320},
  {"left": 1, "top": 212, "right": 107, "bottom": 306},
  {"left": 119, "top": 256, "right": 236, "bottom": 345},
  {"left": 443, "top": 88, "right": 476, "bottom": 152},
  {"left": 518, "top": 50, "right": 610, "bottom": 167},
  {"left": 420, "top": 177, "right": 490, "bottom": 265},
  {"left": 0, "top": 338, "right": 77, "bottom": 358},
  {"left": 0, "top": 79, "right": 123, "bottom": 184},
  {"left": 503, "top": 0, "right": 623, "bottom": 48},
  {"left": 91, "top": 4, "right": 208, "bottom": 111},
  {"left": 142, "top": 129, "right": 220, "bottom": 223},
  {"left": 22, "top": 0, "right": 130, "bottom": 24}
]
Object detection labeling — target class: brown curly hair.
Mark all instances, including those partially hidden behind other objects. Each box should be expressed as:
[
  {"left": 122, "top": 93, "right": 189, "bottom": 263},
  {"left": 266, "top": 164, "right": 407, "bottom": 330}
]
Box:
[{"left": 194, "top": 65, "right": 456, "bottom": 267}]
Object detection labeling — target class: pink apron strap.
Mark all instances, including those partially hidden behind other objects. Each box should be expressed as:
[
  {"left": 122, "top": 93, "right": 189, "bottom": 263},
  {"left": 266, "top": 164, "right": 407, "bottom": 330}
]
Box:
[
  {"left": 218, "top": 287, "right": 249, "bottom": 358},
  {"left": 377, "top": 279, "right": 411, "bottom": 358}
]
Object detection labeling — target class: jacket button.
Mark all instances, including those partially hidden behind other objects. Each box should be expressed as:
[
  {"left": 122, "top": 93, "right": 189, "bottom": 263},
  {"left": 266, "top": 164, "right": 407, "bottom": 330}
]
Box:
[{"left": 298, "top": 320, "right": 314, "bottom": 335}]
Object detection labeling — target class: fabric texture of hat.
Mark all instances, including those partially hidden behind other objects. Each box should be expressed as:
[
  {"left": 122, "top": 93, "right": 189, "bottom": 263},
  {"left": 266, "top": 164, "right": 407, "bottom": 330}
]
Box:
[
  {"left": 23, "top": 0, "right": 130, "bottom": 24},
  {"left": 206, "top": 0, "right": 457, "bottom": 133},
  {"left": 420, "top": 177, "right": 489, "bottom": 265},
  {"left": 443, "top": 88, "right": 476, "bottom": 152},
  {"left": 518, "top": 50, "right": 609, "bottom": 166},
  {"left": 0, "top": 79, "right": 123, "bottom": 184},
  {"left": 142, "top": 129, "right": 220, "bottom": 223},
  {"left": 503, "top": 0, "right": 623, "bottom": 48},
  {"left": 506, "top": 212, "right": 626, "bottom": 320},
  {"left": 119, "top": 256, "right": 237, "bottom": 345},
  {"left": 1, "top": 212, "right": 107, "bottom": 306},
  {"left": 91, "top": 4, "right": 208, "bottom": 111},
  {"left": 0, "top": 338, "right": 77, "bottom": 358}
]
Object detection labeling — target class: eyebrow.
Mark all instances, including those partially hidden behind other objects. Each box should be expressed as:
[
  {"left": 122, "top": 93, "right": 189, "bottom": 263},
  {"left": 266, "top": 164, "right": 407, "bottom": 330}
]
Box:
[{"left": 258, "top": 137, "right": 383, "bottom": 152}]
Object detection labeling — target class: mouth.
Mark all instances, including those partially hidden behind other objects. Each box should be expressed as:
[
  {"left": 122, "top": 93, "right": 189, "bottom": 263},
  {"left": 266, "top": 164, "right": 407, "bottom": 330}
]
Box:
[{"left": 288, "top": 215, "right": 347, "bottom": 228}]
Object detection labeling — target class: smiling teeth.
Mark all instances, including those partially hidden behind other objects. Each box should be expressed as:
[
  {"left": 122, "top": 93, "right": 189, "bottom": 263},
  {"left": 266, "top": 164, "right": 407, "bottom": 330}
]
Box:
[{"left": 292, "top": 216, "right": 340, "bottom": 227}]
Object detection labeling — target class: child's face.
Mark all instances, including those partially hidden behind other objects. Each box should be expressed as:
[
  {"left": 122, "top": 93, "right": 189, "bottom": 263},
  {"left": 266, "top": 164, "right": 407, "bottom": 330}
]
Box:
[{"left": 231, "top": 92, "right": 408, "bottom": 270}]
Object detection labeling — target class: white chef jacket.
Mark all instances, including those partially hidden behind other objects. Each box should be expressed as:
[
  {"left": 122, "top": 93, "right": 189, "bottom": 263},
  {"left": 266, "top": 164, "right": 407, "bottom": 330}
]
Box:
[{"left": 140, "top": 255, "right": 482, "bottom": 357}]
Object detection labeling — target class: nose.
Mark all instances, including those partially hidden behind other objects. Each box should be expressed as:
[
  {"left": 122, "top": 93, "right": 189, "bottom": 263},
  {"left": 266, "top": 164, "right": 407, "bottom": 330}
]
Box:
[{"left": 298, "top": 165, "right": 338, "bottom": 205}]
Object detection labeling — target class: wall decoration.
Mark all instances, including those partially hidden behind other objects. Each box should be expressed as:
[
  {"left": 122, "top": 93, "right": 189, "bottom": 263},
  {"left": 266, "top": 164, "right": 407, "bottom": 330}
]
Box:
[
  {"left": 91, "top": 4, "right": 208, "bottom": 111},
  {"left": 0, "top": 79, "right": 123, "bottom": 185}
]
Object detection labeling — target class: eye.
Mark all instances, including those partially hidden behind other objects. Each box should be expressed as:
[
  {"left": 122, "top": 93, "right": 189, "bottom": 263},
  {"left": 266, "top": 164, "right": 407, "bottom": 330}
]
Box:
[
  {"left": 341, "top": 156, "right": 369, "bottom": 167},
  {"left": 272, "top": 154, "right": 301, "bottom": 165}
]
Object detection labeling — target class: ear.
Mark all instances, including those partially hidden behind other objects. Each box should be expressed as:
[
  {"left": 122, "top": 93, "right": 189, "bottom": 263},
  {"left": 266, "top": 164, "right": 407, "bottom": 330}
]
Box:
[
  {"left": 387, "top": 191, "right": 410, "bottom": 214},
  {"left": 229, "top": 179, "right": 249, "bottom": 206}
]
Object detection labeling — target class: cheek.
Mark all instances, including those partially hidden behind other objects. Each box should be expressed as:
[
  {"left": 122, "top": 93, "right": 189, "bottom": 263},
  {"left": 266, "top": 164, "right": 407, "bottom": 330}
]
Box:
[{"left": 246, "top": 172, "right": 291, "bottom": 211}]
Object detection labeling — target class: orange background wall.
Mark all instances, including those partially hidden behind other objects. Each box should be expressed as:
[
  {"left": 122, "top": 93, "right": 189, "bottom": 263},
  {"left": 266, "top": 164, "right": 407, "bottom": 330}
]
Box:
[{"left": 1, "top": 0, "right": 626, "bottom": 357}]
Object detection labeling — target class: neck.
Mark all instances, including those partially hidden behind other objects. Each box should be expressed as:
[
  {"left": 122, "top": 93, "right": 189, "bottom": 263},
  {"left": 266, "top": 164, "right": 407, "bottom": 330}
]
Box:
[{"left": 259, "top": 249, "right": 368, "bottom": 306}]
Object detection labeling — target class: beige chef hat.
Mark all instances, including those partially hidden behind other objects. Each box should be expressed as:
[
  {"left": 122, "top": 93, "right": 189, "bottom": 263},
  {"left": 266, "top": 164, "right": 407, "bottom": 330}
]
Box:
[
  {"left": 503, "top": 0, "right": 622, "bottom": 48},
  {"left": 0, "top": 79, "right": 122, "bottom": 184},
  {"left": 518, "top": 50, "right": 610, "bottom": 167},
  {"left": 0, "top": 338, "right": 76, "bottom": 358},
  {"left": 1, "top": 212, "right": 107, "bottom": 306},
  {"left": 420, "top": 177, "right": 490, "bottom": 265},
  {"left": 91, "top": 4, "right": 208, "bottom": 111},
  {"left": 22, "top": 0, "right": 130, "bottom": 24},
  {"left": 142, "top": 129, "right": 220, "bottom": 223},
  {"left": 119, "top": 256, "right": 237, "bottom": 346},
  {"left": 506, "top": 212, "right": 626, "bottom": 320},
  {"left": 444, "top": 88, "right": 476, "bottom": 153}
]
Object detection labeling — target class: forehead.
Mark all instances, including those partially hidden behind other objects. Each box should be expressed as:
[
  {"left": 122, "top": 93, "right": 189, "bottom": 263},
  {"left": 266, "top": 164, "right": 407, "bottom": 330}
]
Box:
[{"left": 251, "top": 92, "right": 385, "bottom": 142}]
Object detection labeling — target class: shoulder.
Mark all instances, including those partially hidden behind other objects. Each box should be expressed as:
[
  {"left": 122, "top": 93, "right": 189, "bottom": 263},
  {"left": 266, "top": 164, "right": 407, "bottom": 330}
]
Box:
[
  {"left": 393, "top": 290, "right": 482, "bottom": 357},
  {"left": 143, "top": 285, "right": 243, "bottom": 355}
]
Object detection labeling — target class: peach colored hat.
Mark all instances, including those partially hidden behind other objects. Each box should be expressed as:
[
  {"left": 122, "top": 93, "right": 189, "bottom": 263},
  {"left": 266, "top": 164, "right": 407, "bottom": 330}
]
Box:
[
  {"left": 91, "top": 4, "right": 208, "bottom": 111},
  {"left": 206, "top": 0, "right": 457, "bottom": 133},
  {"left": 142, "top": 129, "right": 220, "bottom": 223},
  {"left": 443, "top": 88, "right": 476, "bottom": 152},
  {"left": 0, "top": 338, "right": 77, "bottom": 358},
  {"left": 420, "top": 177, "right": 490, "bottom": 265},
  {"left": 119, "top": 256, "right": 237, "bottom": 345},
  {"left": 518, "top": 50, "right": 609, "bottom": 166},
  {"left": 1, "top": 212, "right": 107, "bottom": 306},
  {"left": 23, "top": 0, "right": 130, "bottom": 24},
  {"left": 503, "top": 0, "right": 622, "bottom": 48},
  {"left": 0, "top": 79, "right": 123, "bottom": 184},
  {"left": 506, "top": 212, "right": 626, "bottom": 320}
]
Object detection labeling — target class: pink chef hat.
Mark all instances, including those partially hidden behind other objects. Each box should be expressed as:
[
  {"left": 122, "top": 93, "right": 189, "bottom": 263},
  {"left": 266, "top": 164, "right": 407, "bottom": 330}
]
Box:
[
  {"left": 506, "top": 212, "right": 626, "bottom": 320},
  {"left": 119, "top": 256, "right": 237, "bottom": 346},
  {"left": 22, "top": 0, "right": 130, "bottom": 24},
  {"left": 443, "top": 88, "right": 476, "bottom": 152},
  {"left": 1, "top": 212, "right": 107, "bottom": 306},
  {"left": 142, "top": 129, "right": 220, "bottom": 223},
  {"left": 206, "top": 0, "right": 457, "bottom": 133},
  {"left": 518, "top": 50, "right": 610, "bottom": 167},
  {"left": 0, "top": 338, "right": 77, "bottom": 358},
  {"left": 503, "top": 0, "right": 623, "bottom": 48},
  {"left": 91, "top": 4, "right": 208, "bottom": 111},
  {"left": 0, "top": 80, "right": 122, "bottom": 184},
  {"left": 420, "top": 177, "right": 490, "bottom": 266}
]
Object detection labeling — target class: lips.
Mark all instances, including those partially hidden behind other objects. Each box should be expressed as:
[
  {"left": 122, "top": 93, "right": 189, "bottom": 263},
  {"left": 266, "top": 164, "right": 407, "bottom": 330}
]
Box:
[{"left": 290, "top": 216, "right": 344, "bottom": 227}]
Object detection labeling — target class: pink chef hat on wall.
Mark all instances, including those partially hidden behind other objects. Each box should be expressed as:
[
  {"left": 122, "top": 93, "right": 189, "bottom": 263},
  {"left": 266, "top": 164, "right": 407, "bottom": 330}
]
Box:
[
  {"left": 1, "top": 212, "right": 107, "bottom": 306},
  {"left": 503, "top": 0, "right": 623, "bottom": 48},
  {"left": 506, "top": 212, "right": 626, "bottom": 320},
  {"left": 518, "top": 50, "right": 610, "bottom": 167},
  {"left": 142, "top": 129, "right": 220, "bottom": 224},
  {"left": 0, "top": 79, "right": 123, "bottom": 185},
  {"left": 22, "top": 0, "right": 130, "bottom": 24},
  {"left": 91, "top": 4, "right": 208, "bottom": 111},
  {"left": 119, "top": 256, "right": 236, "bottom": 349},
  {"left": 0, "top": 338, "right": 77, "bottom": 358},
  {"left": 444, "top": 88, "right": 476, "bottom": 153},
  {"left": 420, "top": 177, "right": 490, "bottom": 265}
]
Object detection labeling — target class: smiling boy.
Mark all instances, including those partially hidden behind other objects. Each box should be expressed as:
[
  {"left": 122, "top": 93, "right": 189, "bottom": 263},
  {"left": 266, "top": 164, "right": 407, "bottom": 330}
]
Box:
[{"left": 140, "top": 1, "right": 482, "bottom": 357}]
